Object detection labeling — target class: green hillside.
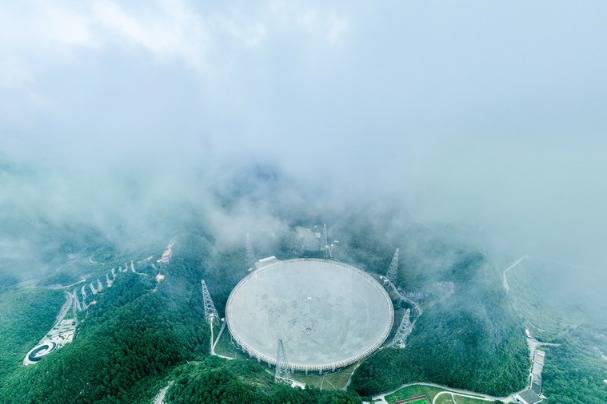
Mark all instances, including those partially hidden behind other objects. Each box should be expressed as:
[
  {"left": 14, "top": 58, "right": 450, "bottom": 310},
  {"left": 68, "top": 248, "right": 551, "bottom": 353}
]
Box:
[
  {"left": 350, "top": 250, "right": 528, "bottom": 397},
  {"left": 506, "top": 257, "right": 607, "bottom": 403},
  {"left": 0, "top": 213, "right": 537, "bottom": 402}
]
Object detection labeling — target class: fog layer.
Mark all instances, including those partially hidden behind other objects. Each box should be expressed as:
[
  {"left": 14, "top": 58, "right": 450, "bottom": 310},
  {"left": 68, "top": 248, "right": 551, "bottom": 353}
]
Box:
[{"left": 1, "top": 2, "right": 606, "bottom": 287}]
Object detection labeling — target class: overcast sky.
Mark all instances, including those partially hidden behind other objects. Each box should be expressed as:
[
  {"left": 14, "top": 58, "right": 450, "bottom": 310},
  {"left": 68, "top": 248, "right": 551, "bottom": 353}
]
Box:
[{"left": 2, "top": 1, "right": 607, "bottom": 273}]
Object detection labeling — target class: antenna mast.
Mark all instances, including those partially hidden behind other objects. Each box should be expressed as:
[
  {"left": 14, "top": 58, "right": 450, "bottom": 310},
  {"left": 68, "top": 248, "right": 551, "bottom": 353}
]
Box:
[
  {"left": 274, "top": 338, "right": 292, "bottom": 383},
  {"left": 246, "top": 233, "right": 256, "bottom": 269},
  {"left": 201, "top": 280, "right": 219, "bottom": 324},
  {"left": 386, "top": 248, "right": 399, "bottom": 284},
  {"left": 391, "top": 308, "right": 413, "bottom": 348},
  {"left": 320, "top": 224, "right": 332, "bottom": 259}
]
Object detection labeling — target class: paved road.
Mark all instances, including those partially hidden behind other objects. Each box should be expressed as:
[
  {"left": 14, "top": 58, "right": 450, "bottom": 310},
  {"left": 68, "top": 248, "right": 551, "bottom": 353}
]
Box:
[
  {"left": 502, "top": 254, "right": 601, "bottom": 293},
  {"left": 372, "top": 382, "right": 514, "bottom": 404},
  {"left": 381, "top": 277, "right": 423, "bottom": 317},
  {"left": 209, "top": 320, "right": 236, "bottom": 361},
  {"left": 501, "top": 255, "right": 529, "bottom": 292},
  {"left": 432, "top": 390, "right": 498, "bottom": 404},
  {"left": 152, "top": 381, "right": 173, "bottom": 404}
]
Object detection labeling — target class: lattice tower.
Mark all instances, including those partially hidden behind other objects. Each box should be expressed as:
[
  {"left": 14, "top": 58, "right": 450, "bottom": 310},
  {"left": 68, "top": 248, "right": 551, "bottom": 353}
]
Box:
[
  {"left": 72, "top": 289, "right": 82, "bottom": 312},
  {"left": 320, "top": 224, "right": 328, "bottom": 250},
  {"left": 386, "top": 248, "right": 400, "bottom": 284},
  {"left": 320, "top": 224, "right": 332, "bottom": 259},
  {"left": 201, "top": 280, "right": 219, "bottom": 324},
  {"left": 80, "top": 285, "right": 87, "bottom": 308},
  {"left": 274, "top": 339, "right": 292, "bottom": 383},
  {"left": 246, "top": 234, "right": 256, "bottom": 269},
  {"left": 391, "top": 308, "right": 412, "bottom": 348}
]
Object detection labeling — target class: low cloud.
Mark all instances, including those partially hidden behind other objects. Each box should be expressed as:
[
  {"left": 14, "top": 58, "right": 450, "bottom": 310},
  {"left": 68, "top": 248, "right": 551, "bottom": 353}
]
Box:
[{"left": 1, "top": 1, "right": 606, "bottom": 299}]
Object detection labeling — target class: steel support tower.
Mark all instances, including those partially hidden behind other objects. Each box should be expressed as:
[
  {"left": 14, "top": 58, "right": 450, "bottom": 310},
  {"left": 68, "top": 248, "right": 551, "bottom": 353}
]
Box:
[
  {"left": 80, "top": 285, "right": 87, "bottom": 308},
  {"left": 246, "top": 233, "right": 256, "bottom": 269},
  {"left": 201, "top": 280, "right": 219, "bottom": 324},
  {"left": 71, "top": 289, "right": 82, "bottom": 312},
  {"left": 274, "top": 338, "right": 292, "bottom": 383},
  {"left": 391, "top": 308, "right": 412, "bottom": 348},
  {"left": 320, "top": 224, "right": 332, "bottom": 259},
  {"left": 386, "top": 248, "right": 399, "bottom": 284}
]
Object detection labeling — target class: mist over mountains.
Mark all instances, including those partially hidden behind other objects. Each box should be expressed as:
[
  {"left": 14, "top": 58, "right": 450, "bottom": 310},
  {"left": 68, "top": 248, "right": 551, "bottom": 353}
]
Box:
[
  {"left": 3, "top": 2, "right": 606, "bottom": 282},
  {"left": 1, "top": 5, "right": 607, "bottom": 402}
]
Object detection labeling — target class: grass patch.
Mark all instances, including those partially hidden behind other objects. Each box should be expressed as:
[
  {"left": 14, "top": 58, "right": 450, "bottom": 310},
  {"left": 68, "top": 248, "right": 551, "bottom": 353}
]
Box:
[
  {"left": 452, "top": 396, "right": 491, "bottom": 404},
  {"left": 435, "top": 392, "right": 489, "bottom": 404},
  {"left": 387, "top": 387, "right": 490, "bottom": 404},
  {"left": 435, "top": 393, "right": 456, "bottom": 404}
]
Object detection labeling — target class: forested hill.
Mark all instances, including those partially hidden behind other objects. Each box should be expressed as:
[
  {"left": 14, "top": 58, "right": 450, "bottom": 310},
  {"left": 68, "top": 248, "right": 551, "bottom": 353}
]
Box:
[
  {"left": 350, "top": 248, "right": 528, "bottom": 397},
  {"left": 0, "top": 166, "right": 529, "bottom": 403},
  {"left": 0, "top": 233, "right": 361, "bottom": 403},
  {"left": 0, "top": 255, "right": 208, "bottom": 402}
]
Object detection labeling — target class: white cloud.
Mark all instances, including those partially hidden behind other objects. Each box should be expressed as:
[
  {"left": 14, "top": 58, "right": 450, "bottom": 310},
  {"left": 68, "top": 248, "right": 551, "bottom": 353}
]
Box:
[
  {"left": 0, "top": 0, "right": 351, "bottom": 91},
  {"left": 1, "top": 0, "right": 607, "bottom": 288},
  {"left": 0, "top": 2, "right": 95, "bottom": 88},
  {"left": 293, "top": 7, "right": 349, "bottom": 46},
  {"left": 327, "top": 15, "right": 349, "bottom": 46},
  {"left": 92, "top": 0, "right": 209, "bottom": 70},
  {"left": 40, "top": 3, "right": 95, "bottom": 47}
]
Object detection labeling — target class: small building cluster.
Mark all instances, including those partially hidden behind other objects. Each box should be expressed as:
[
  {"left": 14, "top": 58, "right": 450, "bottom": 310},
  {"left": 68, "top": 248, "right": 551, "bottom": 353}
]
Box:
[
  {"left": 24, "top": 249, "right": 162, "bottom": 366},
  {"left": 23, "top": 292, "right": 78, "bottom": 366},
  {"left": 515, "top": 349, "right": 546, "bottom": 404}
]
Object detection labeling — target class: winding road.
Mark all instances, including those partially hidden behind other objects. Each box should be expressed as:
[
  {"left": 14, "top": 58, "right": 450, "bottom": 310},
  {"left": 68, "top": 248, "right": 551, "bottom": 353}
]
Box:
[
  {"left": 502, "top": 255, "right": 529, "bottom": 292},
  {"left": 502, "top": 254, "right": 602, "bottom": 293},
  {"left": 372, "top": 382, "right": 513, "bottom": 404},
  {"left": 381, "top": 277, "right": 423, "bottom": 317}
]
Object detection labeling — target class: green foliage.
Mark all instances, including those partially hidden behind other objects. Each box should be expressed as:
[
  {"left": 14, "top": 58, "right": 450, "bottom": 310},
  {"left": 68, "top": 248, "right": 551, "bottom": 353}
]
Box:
[
  {"left": 4, "top": 220, "right": 588, "bottom": 402},
  {"left": 0, "top": 287, "right": 65, "bottom": 378},
  {"left": 0, "top": 272, "right": 19, "bottom": 294},
  {"left": 350, "top": 252, "right": 528, "bottom": 397},
  {"left": 39, "top": 271, "right": 80, "bottom": 287},
  {"left": 0, "top": 241, "right": 211, "bottom": 403},
  {"left": 384, "top": 383, "right": 444, "bottom": 402},
  {"left": 542, "top": 325, "right": 607, "bottom": 404},
  {"left": 166, "top": 358, "right": 361, "bottom": 404}
]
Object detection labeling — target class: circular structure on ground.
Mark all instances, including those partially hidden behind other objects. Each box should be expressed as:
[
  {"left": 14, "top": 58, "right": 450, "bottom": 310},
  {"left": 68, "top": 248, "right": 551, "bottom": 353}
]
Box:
[
  {"left": 226, "top": 258, "right": 394, "bottom": 371},
  {"left": 26, "top": 341, "right": 57, "bottom": 363}
]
